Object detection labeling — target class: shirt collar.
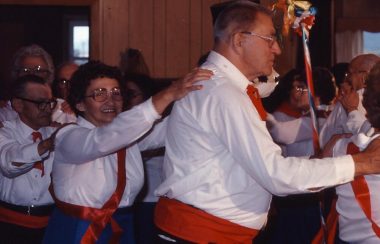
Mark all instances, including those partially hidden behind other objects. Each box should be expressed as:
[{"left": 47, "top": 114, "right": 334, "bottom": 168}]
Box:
[
  {"left": 77, "top": 116, "right": 96, "bottom": 129},
  {"left": 205, "top": 51, "right": 251, "bottom": 92},
  {"left": 16, "top": 117, "right": 47, "bottom": 140}
]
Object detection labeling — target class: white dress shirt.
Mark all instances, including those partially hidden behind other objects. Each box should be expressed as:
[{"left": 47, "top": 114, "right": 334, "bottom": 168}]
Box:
[
  {"left": 320, "top": 89, "right": 366, "bottom": 147},
  {"left": 52, "top": 98, "right": 162, "bottom": 208},
  {"left": 0, "top": 101, "right": 17, "bottom": 122},
  {"left": 156, "top": 51, "right": 355, "bottom": 229},
  {"left": 270, "top": 111, "right": 319, "bottom": 157},
  {"left": 333, "top": 133, "right": 380, "bottom": 243},
  {"left": 0, "top": 118, "right": 54, "bottom": 206}
]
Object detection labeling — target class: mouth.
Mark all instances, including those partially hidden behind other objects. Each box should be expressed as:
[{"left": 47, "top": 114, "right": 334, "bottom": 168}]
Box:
[{"left": 101, "top": 108, "right": 117, "bottom": 113}]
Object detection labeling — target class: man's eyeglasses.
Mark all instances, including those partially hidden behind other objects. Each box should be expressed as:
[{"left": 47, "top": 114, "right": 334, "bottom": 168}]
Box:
[
  {"left": 240, "top": 31, "right": 277, "bottom": 47},
  {"left": 84, "top": 87, "right": 123, "bottom": 102},
  {"left": 16, "top": 66, "right": 51, "bottom": 76},
  {"left": 16, "top": 97, "right": 57, "bottom": 110}
]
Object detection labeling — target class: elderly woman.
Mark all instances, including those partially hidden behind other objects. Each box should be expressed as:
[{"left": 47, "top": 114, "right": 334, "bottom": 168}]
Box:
[
  {"left": 333, "top": 61, "right": 380, "bottom": 243},
  {"left": 43, "top": 61, "right": 212, "bottom": 243}
]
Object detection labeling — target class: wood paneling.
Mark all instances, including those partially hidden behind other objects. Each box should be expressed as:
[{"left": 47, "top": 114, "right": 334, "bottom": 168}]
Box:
[{"left": 0, "top": 0, "right": 248, "bottom": 78}]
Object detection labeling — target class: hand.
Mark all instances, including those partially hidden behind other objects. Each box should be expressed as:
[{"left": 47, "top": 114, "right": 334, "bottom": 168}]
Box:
[
  {"left": 37, "top": 137, "right": 55, "bottom": 156},
  {"left": 352, "top": 138, "right": 380, "bottom": 176},
  {"left": 339, "top": 87, "right": 359, "bottom": 113},
  {"left": 317, "top": 133, "right": 352, "bottom": 158},
  {"left": 152, "top": 68, "right": 213, "bottom": 114},
  {"left": 61, "top": 101, "right": 75, "bottom": 114}
]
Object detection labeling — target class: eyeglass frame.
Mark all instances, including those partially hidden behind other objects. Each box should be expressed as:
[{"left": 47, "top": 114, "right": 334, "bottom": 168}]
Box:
[
  {"left": 16, "top": 97, "right": 58, "bottom": 111},
  {"left": 240, "top": 31, "right": 277, "bottom": 47},
  {"left": 84, "top": 87, "right": 123, "bottom": 102},
  {"left": 16, "top": 65, "right": 51, "bottom": 76}
]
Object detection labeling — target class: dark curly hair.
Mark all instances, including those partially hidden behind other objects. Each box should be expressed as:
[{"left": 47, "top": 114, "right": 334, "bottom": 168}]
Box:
[
  {"left": 363, "top": 61, "right": 380, "bottom": 129},
  {"left": 68, "top": 61, "right": 124, "bottom": 116}
]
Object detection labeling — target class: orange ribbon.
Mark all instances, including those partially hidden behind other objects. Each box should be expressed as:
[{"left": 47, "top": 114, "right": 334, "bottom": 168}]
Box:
[
  {"left": 347, "top": 143, "right": 380, "bottom": 237},
  {"left": 50, "top": 148, "right": 126, "bottom": 243},
  {"left": 31, "top": 131, "right": 44, "bottom": 176},
  {"left": 246, "top": 85, "right": 267, "bottom": 121}
]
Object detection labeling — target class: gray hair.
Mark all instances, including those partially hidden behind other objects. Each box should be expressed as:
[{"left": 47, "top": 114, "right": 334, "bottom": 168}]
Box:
[
  {"left": 213, "top": 0, "right": 272, "bottom": 43},
  {"left": 11, "top": 44, "right": 55, "bottom": 83}
]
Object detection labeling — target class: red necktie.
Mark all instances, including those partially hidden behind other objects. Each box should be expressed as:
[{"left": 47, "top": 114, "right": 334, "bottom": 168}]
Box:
[
  {"left": 246, "top": 85, "right": 267, "bottom": 121},
  {"left": 31, "top": 131, "right": 44, "bottom": 177}
]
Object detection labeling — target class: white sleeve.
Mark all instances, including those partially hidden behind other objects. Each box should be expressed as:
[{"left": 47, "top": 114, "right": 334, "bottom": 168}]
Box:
[
  {"left": 0, "top": 127, "right": 43, "bottom": 178},
  {"left": 55, "top": 98, "right": 161, "bottom": 164},
  {"left": 138, "top": 117, "right": 168, "bottom": 151},
  {"left": 211, "top": 93, "right": 354, "bottom": 195},
  {"left": 319, "top": 102, "right": 348, "bottom": 147},
  {"left": 346, "top": 110, "right": 369, "bottom": 135}
]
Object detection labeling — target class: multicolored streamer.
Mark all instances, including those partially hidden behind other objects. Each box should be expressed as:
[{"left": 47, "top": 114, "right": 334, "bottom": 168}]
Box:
[{"left": 300, "top": 24, "right": 320, "bottom": 152}]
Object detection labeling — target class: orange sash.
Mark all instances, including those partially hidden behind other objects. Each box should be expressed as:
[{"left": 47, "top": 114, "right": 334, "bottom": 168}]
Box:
[
  {"left": 347, "top": 143, "right": 380, "bottom": 237},
  {"left": 311, "top": 198, "right": 338, "bottom": 244},
  {"left": 50, "top": 149, "right": 126, "bottom": 244},
  {"left": 0, "top": 205, "right": 49, "bottom": 229},
  {"left": 155, "top": 197, "right": 259, "bottom": 244},
  {"left": 247, "top": 85, "right": 267, "bottom": 121}
]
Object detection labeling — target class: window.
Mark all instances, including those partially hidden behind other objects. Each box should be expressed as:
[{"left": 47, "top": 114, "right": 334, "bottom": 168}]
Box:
[
  {"left": 69, "top": 20, "right": 89, "bottom": 64},
  {"left": 363, "top": 31, "right": 380, "bottom": 55}
]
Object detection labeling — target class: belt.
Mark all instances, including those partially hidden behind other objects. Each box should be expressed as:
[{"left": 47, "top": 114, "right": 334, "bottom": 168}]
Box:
[{"left": 0, "top": 200, "right": 54, "bottom": 216}]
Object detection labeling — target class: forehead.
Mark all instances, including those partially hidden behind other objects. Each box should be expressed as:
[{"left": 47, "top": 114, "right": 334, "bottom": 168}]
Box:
[
  {"left": 251, "top": 12, "right": 275, "bottom": 34},
  {"left": 87, "top": 77, "right": 120, "bottom": 91},
  {"left": 21, "top": 56, "right": 47, "bottom": 67}
]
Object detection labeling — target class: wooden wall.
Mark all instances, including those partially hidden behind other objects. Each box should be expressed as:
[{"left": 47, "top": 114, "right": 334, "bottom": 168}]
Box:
[
  {"left": 97, "top": 0, "right": 229, "bottom": 78},
  {"left": 0, "top": 0, "right": 229, "bottom": 78}
]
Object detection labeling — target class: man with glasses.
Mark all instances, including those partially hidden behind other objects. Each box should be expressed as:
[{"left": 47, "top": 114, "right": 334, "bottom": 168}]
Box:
[
  {"left": 320, "top": 54, "right": 380, "bottom": 147},
  {"left": 0, "top": 44, "right": 77, "bottom": 125},
  {"left": 0, "top": 75, "right": 56, "bottom": 243},
  {"left": 154, "top": 2, "right": 380, "bottom": 243}
]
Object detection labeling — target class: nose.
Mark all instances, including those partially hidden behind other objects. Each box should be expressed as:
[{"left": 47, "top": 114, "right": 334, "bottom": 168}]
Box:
[{"left": 272, "top": 40, "right": 282, "bottom": 55}]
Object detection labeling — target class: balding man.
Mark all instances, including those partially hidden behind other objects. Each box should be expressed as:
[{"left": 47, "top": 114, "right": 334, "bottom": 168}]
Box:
[
  {"left": 154, "top": 2, "right": 380, "bottom": 243},
  {"left": 320, "top": 54, "right": 380, "bottom": 147}
]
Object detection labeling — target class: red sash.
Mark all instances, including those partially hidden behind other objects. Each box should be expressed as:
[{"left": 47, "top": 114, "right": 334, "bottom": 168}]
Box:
[
  {"left": 0, "top": 205, "right": 49, "bottom": 229},
  {"left": 247, "top": 85, "right": 267, "bottom": 121},
  {"left": 347, "top": 143, "right": 380, "bottom": 237},
  {"left": 155, "top": 197, "right": 259, "bottom": 244},
  {"left": 311, "top": 198, "right": 338, "bottom": 244},
  {"left": 50, "top": 149, "right": 126, "bottom": 244}
]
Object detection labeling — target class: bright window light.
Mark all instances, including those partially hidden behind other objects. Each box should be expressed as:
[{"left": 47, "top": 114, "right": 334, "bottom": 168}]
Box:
[
  {"left": 363, "top": 31, "right": 380, "bottom": 55},
  {"left": 73, "top": 26, "right": 89, "bottom": 58}
]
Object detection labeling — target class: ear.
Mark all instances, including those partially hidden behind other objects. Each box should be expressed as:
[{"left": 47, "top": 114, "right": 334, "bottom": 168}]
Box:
[
  {"left": 11, "top": 98, "right": 23, "bottom": 114},
  {"left": 75, "top": 102, "right": 86, "bottom": 112},
  {"left": 231, "top": 32, "right": 245, "bottom": 53}
]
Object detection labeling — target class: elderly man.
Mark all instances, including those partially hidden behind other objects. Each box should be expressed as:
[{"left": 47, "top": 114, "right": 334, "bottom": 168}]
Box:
[
  {"left": 320, "top": 54, "right": 380, "bottom": 147},
  {"left": 154, "top": 2, "right": 380, "bottom": 243},
  {"left": 0, "top": 75, "right": 56, "bottom": 243},
  {"left": 0, "top": 44, "right": 76, "bottom": 125}
]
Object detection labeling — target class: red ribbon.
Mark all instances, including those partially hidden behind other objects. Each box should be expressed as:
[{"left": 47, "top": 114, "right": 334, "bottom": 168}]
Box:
[
  {"left": 347, "top": 143, "right": 380, "bottom": 237},
  {"left": 50, "top": 148, "right": 127, "bottom": 243},
  {"left": 246, "top": 85, "right": 267, "bottom": 121},
  {"left": 31, "top": 131, "right": 44, "bottom": 176}
]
